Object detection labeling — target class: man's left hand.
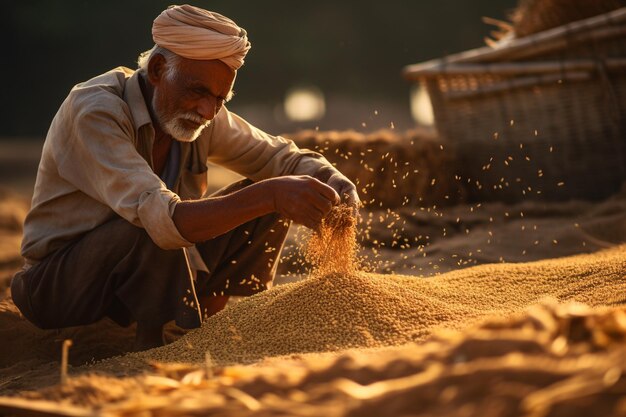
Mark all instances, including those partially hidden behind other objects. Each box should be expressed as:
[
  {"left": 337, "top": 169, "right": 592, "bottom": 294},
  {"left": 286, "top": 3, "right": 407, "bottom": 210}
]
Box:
[{"left": 327, "top": 173, "right": 361, "bottom": 217}]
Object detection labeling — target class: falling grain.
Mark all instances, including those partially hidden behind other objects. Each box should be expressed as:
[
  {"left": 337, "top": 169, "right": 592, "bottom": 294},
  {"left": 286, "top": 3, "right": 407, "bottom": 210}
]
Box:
[{"left": 305, "top": 204, "right": 359, "bottom": 277}]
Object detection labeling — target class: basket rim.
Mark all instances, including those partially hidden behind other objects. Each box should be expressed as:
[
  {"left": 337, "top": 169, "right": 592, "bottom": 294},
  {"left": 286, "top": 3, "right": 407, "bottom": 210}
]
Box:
[
  {"left": 404, "top": 58, "right": 626, "bottom": 80},
  {"left": 402, "top": 7, "right": 626, "bottom": 80}
]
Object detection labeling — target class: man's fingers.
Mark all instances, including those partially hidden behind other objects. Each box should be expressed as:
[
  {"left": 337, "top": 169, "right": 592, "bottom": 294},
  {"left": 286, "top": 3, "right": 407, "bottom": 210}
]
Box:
[
  {"left": 301, "top": 212, "right": 322, "bottom": 231},
  {"left": 320, "top": 196, "right": 335, "bottom": 215},
  {"left": 278, "top": 175, "right": 355, "bottom": 230},
  {"left": 327, "top": 175, "right": 359, "bottom": 206},
  {"left": 339, "top": 189, "right": 361, "bottom": 219},
  {"left": 307, "top": 186, "right": 338, "bottom": 213},
  {"left": 310, "top": 177, "right": 340, "bottom": 204},
  {"left": 340, "top": 190, "right": 355, "bottom": 205},
  {"left": 300, "top": 204, "right": 325, "bottom": 229},
  {"left": 321, "top": 187, "right": 341, "bottom": 206},
  {"left": 304, "top": 218, "right": 319, "bottom": 231},
  {"left": 337, "top": 188, "right": 360, "bottom": 207},
  {"left": 305, "top": 202, "right": 325, "bottom": 223}
]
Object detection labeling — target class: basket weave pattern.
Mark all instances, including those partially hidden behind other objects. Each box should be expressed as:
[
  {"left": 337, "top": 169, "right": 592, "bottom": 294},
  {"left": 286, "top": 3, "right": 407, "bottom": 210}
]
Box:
[{"left": 406, "top": 8, "right": 626, "bottom": 202}]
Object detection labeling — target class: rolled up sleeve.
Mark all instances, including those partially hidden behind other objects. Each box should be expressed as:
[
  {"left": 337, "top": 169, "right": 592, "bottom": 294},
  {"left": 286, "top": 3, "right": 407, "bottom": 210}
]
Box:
[{"left": 137, "top": 190, "right": 190, "bottom": 249}]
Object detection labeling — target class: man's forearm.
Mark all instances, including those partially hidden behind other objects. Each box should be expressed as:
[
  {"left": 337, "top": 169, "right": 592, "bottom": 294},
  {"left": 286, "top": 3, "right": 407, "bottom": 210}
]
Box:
[
  {"left": 292, "top": 155, "right": 341, "bottom": 183},
  {"left": 172, "top": 180, "right": 275, "bottom": 243}
]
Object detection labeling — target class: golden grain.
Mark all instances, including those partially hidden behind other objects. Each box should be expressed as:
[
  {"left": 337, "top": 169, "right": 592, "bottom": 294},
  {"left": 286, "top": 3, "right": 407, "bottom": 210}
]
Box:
[{"left": 88, "top": 246, "right": 626, "bottom": 372}]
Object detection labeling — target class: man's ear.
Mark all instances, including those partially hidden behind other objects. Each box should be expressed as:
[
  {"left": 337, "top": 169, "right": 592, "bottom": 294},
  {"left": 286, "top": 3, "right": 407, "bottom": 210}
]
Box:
[{"left": 147, "top": 54, "right": 167, "bottom": 85}]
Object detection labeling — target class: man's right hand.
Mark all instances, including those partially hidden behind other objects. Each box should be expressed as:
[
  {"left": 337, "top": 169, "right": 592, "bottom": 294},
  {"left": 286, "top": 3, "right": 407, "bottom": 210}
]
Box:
[{"left": 269, "top": 175, "right": 340, "bottom": 230}]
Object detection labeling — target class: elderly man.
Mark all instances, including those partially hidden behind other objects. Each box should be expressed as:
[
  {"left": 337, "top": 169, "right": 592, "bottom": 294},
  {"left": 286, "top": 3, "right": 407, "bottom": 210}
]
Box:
[{"left": 11, "top": 5, "right": 359, "bottom": 349}]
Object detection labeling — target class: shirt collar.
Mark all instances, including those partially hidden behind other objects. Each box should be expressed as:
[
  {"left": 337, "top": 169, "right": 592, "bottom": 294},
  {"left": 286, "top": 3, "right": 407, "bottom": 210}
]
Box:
[{"left": 123, "top": 69, "right": 153, "bottom": 133}]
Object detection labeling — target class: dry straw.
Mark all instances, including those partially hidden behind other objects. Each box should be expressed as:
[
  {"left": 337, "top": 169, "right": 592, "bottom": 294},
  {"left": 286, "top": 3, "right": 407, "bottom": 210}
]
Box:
[
  {"left": 13, "top": 301, "right": 626, "bottom": 416},
  {"left": 60, "top": 339, "right": 73, "bottom": 385}
]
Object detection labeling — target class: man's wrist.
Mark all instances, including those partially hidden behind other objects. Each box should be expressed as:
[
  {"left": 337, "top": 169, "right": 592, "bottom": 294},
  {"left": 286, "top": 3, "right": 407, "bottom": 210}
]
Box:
[
  {"left": 312, "top": 165, "right": 341, "bottom": 183},
  {"left": 257, "top": 179, "right": 278, "bottom": 212}
]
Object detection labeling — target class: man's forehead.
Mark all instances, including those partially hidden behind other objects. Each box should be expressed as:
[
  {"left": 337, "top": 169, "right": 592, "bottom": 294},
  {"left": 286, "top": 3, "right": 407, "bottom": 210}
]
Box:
[{"left": 173, "top": 60, "right": 236, "bottom": 99}]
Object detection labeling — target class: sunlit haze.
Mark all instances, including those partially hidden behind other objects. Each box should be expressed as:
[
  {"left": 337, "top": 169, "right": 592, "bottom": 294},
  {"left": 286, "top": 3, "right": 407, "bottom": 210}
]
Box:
[
  {"left": 284, "top": 86, "right": 326, "bottom": 122},
  {"left": 410, "top": 84, "right": 434, "bottom": 126}
]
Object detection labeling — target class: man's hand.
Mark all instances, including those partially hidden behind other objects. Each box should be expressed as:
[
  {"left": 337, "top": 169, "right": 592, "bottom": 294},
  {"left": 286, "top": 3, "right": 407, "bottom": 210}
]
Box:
[
  {"left": 327, "top": 173, "right": 361, "bottom": 217},
  {"left": 269, "top": 175, "right": 340, "bottom": 230}
]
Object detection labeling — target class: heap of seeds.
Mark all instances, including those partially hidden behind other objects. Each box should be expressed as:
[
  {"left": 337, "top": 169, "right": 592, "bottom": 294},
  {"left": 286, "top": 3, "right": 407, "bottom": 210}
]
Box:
[
  {"left": 305, "top": 204, "right": 359, "bottom": 276},
  {"left": 101, "top": 245, "right": 625, "bottom": 371},
  {"left": 137, "top": 271, "right": 459, "bottom": 366}
]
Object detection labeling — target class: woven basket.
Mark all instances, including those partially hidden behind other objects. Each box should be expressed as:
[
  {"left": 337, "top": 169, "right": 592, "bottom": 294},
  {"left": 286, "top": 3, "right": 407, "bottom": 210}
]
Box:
[
  {"left": 511, "top": 0, "right": 626, "bottom": 37},
  {"left": 404, "top": 8, "right": 626, "bottom": 203}
]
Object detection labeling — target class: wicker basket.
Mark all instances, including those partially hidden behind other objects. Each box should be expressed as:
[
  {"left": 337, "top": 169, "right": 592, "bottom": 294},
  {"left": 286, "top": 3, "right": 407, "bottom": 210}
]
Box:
[
  {"left": 511, "top": 0, "right": 626, "bottom": 38},
  {"left": 404, "top": 8, "right": 626, "bottom": 203}
]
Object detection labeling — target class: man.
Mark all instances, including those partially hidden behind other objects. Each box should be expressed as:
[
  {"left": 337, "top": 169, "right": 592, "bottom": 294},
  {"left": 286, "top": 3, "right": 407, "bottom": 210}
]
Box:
[{"left": 11, "top": 5, "right": 359, "bottom": 349}]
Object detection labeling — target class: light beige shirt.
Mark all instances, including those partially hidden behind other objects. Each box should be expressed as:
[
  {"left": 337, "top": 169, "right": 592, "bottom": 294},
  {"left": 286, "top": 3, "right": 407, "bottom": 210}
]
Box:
[{"left": 21, "top": 67, "right": 331, "bottom": 264}]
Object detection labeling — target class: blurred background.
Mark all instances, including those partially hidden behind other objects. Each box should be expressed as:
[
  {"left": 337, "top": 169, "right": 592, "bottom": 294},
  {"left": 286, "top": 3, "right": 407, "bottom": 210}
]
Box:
[{"left": 2, "top": 0, "right": 518, "bottom": 139}]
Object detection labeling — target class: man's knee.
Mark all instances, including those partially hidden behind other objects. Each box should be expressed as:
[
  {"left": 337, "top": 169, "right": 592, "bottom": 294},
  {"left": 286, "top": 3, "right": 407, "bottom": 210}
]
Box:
[
  {"left": 86, "top": 218, "right": 177, "bottom": 261},
  {"left": 10, "top": 270, "right": 45, "bottom": 328},
  {"left": 10, "top": 218, "right": 188, "bottom": 330}
]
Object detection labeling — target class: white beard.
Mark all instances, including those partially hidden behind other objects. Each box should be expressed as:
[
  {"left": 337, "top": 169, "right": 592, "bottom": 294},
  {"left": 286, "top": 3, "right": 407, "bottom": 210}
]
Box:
[
  {"left": 152, "top": 97, "right": 210, "bottom": 143},
  {"left": 162, "top": 116, "right": 210, "bottom": 143}
]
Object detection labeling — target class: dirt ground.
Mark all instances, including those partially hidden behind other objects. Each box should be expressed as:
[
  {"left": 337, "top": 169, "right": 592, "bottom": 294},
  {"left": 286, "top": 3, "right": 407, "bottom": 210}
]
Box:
[{"left": 0, "top": 138, "right": 625, "bottom": 416}]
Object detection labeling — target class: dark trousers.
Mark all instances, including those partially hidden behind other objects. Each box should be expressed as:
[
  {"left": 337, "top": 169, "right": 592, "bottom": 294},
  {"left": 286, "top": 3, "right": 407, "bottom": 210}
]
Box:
[{"left": 11, "top": 180, "right": 290, "bottom": 330}]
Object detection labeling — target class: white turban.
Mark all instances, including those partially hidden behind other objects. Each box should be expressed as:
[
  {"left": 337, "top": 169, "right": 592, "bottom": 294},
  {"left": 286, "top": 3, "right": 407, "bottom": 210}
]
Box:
[{"left": 152, "top": 4, "right": 251, "bottom": 70}]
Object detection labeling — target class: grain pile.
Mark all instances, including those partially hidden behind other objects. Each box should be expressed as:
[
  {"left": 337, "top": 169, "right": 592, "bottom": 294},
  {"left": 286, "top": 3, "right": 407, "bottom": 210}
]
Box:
[
  {"left": 134, "top": 271, "right": 455, "bottom": 366},
  {"left": 97, "top": 244, "right": 626, "bottom": 372}
]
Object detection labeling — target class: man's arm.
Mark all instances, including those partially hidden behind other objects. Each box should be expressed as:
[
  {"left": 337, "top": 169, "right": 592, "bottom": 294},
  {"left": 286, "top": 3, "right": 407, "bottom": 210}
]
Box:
[
  {"left": 173, "top": 175, "right": 339, "bottom": 243},
  {"left": 301, "top": 163, "right": 361, "bottom": 211},
  {"left": 205, "top": 107, "right": 361, "bottom": 214}
]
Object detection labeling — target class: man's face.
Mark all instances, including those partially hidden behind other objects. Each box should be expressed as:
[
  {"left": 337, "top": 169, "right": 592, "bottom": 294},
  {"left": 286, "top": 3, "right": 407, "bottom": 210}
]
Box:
[{"left": 149, "top": 56, "right": 236, "bottom": 142}]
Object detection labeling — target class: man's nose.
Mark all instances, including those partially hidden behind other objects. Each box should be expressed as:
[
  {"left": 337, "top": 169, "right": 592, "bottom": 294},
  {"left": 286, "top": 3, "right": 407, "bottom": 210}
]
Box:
[{"left": 196, "top": 97, "right": 217, "bottom": 121}]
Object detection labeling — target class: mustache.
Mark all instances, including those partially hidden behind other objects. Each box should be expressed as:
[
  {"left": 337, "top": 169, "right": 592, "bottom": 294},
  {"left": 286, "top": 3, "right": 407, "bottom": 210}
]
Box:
[{"left": 178, "top": 112, "right": 209, "bottom": 126}]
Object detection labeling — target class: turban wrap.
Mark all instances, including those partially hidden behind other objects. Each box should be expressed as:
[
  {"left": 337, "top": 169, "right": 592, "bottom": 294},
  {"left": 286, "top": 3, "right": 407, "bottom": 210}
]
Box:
[{"left": 152, "top": 4, "right": 251, "bottom": 70}]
